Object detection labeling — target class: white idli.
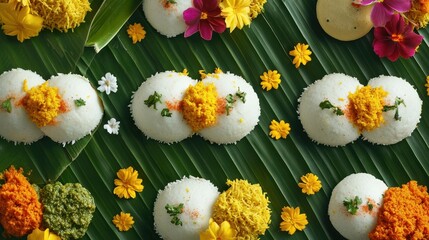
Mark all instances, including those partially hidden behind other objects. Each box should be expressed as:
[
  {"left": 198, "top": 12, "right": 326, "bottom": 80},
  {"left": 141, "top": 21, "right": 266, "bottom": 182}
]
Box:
[
  {"left": 198, "top": 72, "right": 260, "bottom": 144},
  {"left": 328, "top": 173, "right": 388, "bottom": 240},
  {"left": 143, "top": 0, "right": 192, "bottom": 38},
  {"left": 153, "top": 176, "right": 219, "bottom": 240},
  {"left": 0, "top": 68, "right": 45, "bottom": 144},
  {"left": 130, "top": 71, "right": 196, "bottom": 143},
  {"left": 40, "top": 74, "right": 103, "bottom": 145},
  {"left": 298, "top": 73, "right": 362, "bottom": 146},
  {"left": 362, "top": 76, "right": 422, "bottom": 145},
  {"left": 317, "top": 0, "right": 373, "bottom": 41}
]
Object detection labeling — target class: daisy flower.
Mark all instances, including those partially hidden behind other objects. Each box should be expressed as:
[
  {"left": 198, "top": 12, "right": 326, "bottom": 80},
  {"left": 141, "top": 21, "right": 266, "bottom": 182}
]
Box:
[
  {"left": 112, "top": 212, "right": 134, "bottom": 231},
  {"left": 298, "top": 173, "right": 322, "bottom": 195},
  {"left": 289, "top": 43, "right": 312, "bottom": 68},
  {"left": 98, "top": 72, "right": 118, "bottom": 95},
  {"left": 280, "top": 206, "right": 308, "bottom": 235},
  {"left": 127, "top": 23, "right": 146, "bottom": 44},
  {"left": 200, "top": 218, "right": 237, "bottom": 240},
  {"left": 104, "top": 118, "right": 120, "bottom": 135},
  {"left": 113, "top": 166, "right": 144, "bottom": 199},
  {"left": 269, "top": 120, "right": 291, "bottom": 140},
  {"left": 260, "top": 70, "right": 281, "bottom": 91}
]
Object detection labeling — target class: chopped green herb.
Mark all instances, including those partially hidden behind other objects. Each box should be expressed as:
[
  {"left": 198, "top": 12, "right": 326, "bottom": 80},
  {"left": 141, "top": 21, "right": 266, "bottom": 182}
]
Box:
[
  {"left": 236, "top": 88, "right": 246, "bottom": 103},
  {"left": 343, "top": 196, "right": 362, "bottom": 215},
  {"left": 319, "top": 100, "right": 344, "bottom": 115},
  {"left": 166, "top": 0, "right": 176, "bottom": 3},
  {"left": 1, "top": 98, "right": 12, "bottom": 113},
  {"left": 224, "top": 89, "right": 247, "bottom": 115},
  {"left": 165, "top": 203, "right": 184, "bottom": 226},
  {"left": 144, "top": 91, "right": 162, "bottom": 110},
  {"left": 74, "top": 98, "right": 86, "bottom": 107},
  {"left": 382, "top": 97, "right": 405, "bottom": 121},
  {"left": 367, "top": 202, "right": 374, "bottom": 211},
  {"left": 161, "top": 108, "right": 172, "bottom": 117}
]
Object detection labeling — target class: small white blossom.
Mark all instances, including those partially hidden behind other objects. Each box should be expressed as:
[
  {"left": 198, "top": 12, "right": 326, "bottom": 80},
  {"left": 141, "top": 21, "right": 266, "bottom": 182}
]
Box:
[
  {"left": 98, "top": 72, "right": 118, "bottom": 95},
  {"left": 104, "top": 118, "right": 120, "bottom": 135}
]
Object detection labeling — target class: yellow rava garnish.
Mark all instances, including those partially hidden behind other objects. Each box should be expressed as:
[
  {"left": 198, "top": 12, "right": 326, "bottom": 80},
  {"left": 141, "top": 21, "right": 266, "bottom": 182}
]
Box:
[
  {"left": 30, "top": 0, "right": 91, "bottom": 32},
  {"left": 346, "top": 86, "right": 387, "bottom": 131},
  {"left": 182, "top": 82, "right": 218, "bottom": 132},
  {"left": 22, "top": 82, "right": 62, "bottom": 127},
  {"left": 212, "top": 179, "right": 271, "bottom": 239}
]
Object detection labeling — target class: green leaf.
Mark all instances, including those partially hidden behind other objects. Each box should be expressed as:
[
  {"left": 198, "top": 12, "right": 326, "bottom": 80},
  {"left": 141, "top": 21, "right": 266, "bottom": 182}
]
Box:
[
  {"left": 85, "top": 0, "right": 142, "bottom": 53},
  {"left": 1, "top": 0, "right": 429, "bottom": 239}
]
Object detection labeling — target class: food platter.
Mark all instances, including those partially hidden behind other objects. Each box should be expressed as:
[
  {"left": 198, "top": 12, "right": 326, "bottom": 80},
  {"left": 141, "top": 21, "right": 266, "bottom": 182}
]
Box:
[{"left": 0, "top": 0, "right": 428, "bottom": 239}]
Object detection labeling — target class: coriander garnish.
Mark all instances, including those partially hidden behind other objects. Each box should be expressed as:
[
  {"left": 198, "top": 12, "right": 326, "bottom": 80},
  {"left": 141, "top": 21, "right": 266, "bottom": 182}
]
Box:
[
  {"left": 74, "top": 98, "right": 86, "bottom": 107},
  {"left": 225, "top": 88, "right": 247, "bottom": 115},
  {"left": 1, "top": 98, "right": 12, "bottom": 113},
  {"left": 367, "top": 202, "right": 374, "bottom": 211},
  {"left": 166, "top": 0, "right": 176, "bottom": 3},
  {"left": 382, "top": 97, "right": 405, "bottom": 121},
  {"left": 161, "top": 108, "right": 172, "bottom": 117},
  {"left": 236, "top": 87, "right": 246, "bottom": 103},
  {"left": 165, "top": 203, "right": 184, "bottom": 226},
  {"left": 343, "top": 196, "right": 362, "bottom": 215},
  {"left": 319, "top": 100, "right": 344, "bottom": 115},
  {"left": 144, "top": 91, "right": 162, "bottom": 110}
]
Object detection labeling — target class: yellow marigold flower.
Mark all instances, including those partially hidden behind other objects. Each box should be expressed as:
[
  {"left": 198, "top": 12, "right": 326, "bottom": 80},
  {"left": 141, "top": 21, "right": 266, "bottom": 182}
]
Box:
[
  {"left": 346, "top": 86, "right": 387, "bottom": 132},
  {"left": 298, "top": 173, "right": 322, "bottom": 195},
  {"left": 112, "top": 212, "right": 134, "bottom": 232},
  {"left": 249, "top": 0, "right": 267, "bottom": 19},
  {"left": 280, "top": 206, "right": 308, "bottom": 235},
  {"left": 425, "top": 76, "right": 429, "bottom": 96},
  {"left": 0, "top": 3, "right": 43, "bottom": 42},
  {"left": 200, "top": 218, "right": 237, "bottom": 240},
  {"left": 289, "top": 43, "right": 312, "bottom": 69},
  {"left": 127, "top": 23, "right": 146, "bottom": 44},
  {"left": 269, "top": 120, "right": 291, "bottom": 140},
  {"left": 27, "top": 228, "right": 61, "bottom": 240},
  {"left": 220, "top": 0, "right": 251, "bottom": 32},
  {"left": 260, "top": 70, "right": 281, "bottom": 91},
  {"left": 113, "top": 166, "right": 144, "bottom": 199}
]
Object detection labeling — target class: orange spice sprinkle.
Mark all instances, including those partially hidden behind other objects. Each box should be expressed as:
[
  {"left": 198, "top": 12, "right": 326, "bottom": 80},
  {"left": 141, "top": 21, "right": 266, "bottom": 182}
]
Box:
[
  {"left": 369, "top": 181, "right": 429, "bottom": 239},
  {"left": 0, "top": 166, "right": 43, "bottom": 237}
]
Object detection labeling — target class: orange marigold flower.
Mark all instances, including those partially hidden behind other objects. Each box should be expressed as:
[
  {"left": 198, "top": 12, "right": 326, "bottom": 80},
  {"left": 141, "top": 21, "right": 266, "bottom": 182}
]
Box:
[
  {"left": 127, "top": 23, "right": 146, "bottom": 44},
  {"left": 289, "top": 43, "right": 312, "bottom": 68},
  {"left": 298, "top": 173, "right": 322, "bottom": 195},
  {"left": 113, "top": 166, "right": 144, "bottom": 199},
  {"left": 280, "top": 206, "right": 308, "bottom": 235},
  {"left": 112, "top": 212, "right": 134, "bottom": 231}
]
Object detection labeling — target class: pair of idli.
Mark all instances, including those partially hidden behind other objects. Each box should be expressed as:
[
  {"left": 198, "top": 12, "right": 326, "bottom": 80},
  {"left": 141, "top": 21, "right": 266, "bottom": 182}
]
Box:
[
  {"left": 298, "top": 73, "right": 422, "bottom": 146},
  {"left": 0, "top": 68, "right": 103, "bottom": 145},
  {"left": 130, "top": 71, "right": 260, "bottom": 144}
]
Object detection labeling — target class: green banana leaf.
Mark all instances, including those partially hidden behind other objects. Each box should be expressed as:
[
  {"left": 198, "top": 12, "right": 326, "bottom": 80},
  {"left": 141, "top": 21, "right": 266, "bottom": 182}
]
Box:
[{"left": 1, "top": 0, "right": 429, "bottom": 239}]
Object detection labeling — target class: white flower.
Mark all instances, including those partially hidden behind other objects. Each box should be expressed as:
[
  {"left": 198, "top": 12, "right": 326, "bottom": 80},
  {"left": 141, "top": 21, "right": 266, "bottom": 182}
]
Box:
[
  {"left": 104, "top": 118, "right": 120, "bottom": 135},
  {"left": 98, "top": 72, "right": 118, "bottom": 94}
]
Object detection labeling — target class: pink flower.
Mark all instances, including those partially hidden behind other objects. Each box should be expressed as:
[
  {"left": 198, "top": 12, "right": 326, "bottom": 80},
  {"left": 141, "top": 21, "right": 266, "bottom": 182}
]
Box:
[
  {"left": 361, "top": 0, "right": 411, "bottom": 27},
  {"left": 183, "top": 0, "right": 226, "bottom": 40},
  {"left": 373, "top": 14, "right": 423, "bottom": 61}
]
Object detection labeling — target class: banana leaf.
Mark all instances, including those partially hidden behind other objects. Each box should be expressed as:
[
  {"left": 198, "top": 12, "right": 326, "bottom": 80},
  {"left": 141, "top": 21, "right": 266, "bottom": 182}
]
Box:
[{"left": 1, "top": 0, "right": 429, "bottom": 239}]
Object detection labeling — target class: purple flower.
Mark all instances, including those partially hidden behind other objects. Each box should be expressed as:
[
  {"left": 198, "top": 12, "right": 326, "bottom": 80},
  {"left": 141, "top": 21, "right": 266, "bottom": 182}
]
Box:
[
  {"left": 361, "top": 0, "right": 411, "bottom": 27},
  {"left": 183, "top": 0, "right": 226, "bottom": 40},
  {"left": 373, "top": 14, "right": 423, "bottom": 61}
]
